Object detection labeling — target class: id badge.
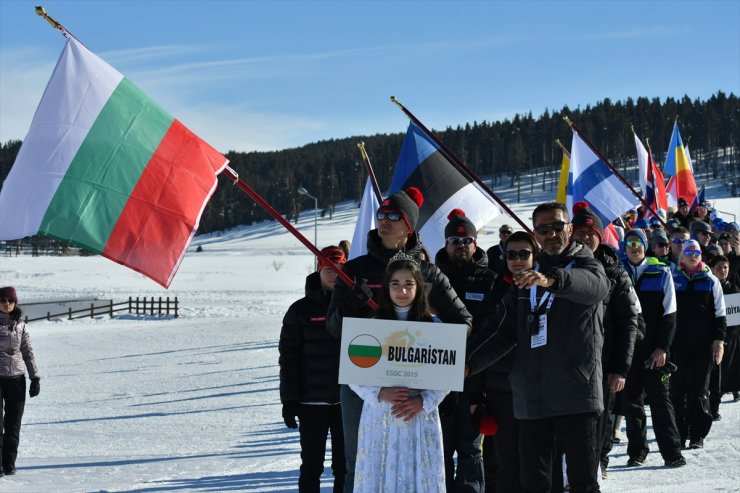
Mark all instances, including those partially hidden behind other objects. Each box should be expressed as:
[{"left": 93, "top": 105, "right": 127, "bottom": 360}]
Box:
[{"left": 530, "top": 314, "right": 547, "bottom": 348}]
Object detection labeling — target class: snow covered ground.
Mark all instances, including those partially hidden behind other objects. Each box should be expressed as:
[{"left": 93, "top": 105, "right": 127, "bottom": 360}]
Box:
[{"left": 1, "top": 179, "right": 739, "bottom": 492}]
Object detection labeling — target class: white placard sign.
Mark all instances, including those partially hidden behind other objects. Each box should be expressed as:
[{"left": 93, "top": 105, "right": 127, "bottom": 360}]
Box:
[
  {"left": 726, "top": 292, "right": 740, "bottom": 327},
  {"left": 338, "top": 317, "right": 468, "bottom": 392}
]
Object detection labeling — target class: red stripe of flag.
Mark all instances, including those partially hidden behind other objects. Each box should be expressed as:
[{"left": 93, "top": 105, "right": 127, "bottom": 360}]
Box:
[{"left": 103, "top": 119, "right": 227, "bottom": 287}]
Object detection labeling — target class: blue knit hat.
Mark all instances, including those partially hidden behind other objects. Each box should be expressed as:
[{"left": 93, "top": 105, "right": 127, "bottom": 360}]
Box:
[{"left": 625, "top": 229, "right": 648, "bottom": 248}]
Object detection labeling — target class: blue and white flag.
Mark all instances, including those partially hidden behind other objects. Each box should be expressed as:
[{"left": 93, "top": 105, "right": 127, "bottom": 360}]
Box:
[
  {"left": 348, "top": 177, "right": 380, "bottom": 260},
  {"left": 389, "top": 122, "right": 502, "bottom": 257},
  {"left": 566, "top": 130, "right": 638, "bottom": 227}
]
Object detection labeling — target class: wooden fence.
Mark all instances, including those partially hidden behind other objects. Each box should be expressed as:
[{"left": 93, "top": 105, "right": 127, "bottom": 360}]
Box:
[{"left": 23, "top": 296, "right": 179, "bottom": 323}]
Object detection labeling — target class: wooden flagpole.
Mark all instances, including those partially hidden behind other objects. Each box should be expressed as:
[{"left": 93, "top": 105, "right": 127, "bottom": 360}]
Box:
[
  {"left": 357, "top": 142, "right": 383, "bottom": 203},
  {"left": 222, "top": 166, "right": 378, "bottom": 310},
  {"left": 390, "top": 97, "right": 532, "bottom": 234}
]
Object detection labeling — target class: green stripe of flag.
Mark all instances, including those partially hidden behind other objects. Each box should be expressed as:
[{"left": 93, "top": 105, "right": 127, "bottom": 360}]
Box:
[
  {"left": 348, "top": 344, "right": 382, "bottom": 358},
  {"left": 39, "top": 78, "right": 174, "bottom": 253}
]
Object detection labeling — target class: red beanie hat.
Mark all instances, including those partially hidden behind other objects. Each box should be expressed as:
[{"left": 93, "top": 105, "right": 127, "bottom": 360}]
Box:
[{"left": 317, "top": 246, "right": 347, "bottom": 272}]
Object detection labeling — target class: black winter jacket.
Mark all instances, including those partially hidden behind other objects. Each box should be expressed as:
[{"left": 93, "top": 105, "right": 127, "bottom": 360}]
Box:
[
  {"left": 594, "top": 244, "right": 638, "bottom": 377},
  {"left": 434, "top": 246, "right": 497, "bottom": 334},
  {"left": 467, "top": 242, "right": 610, "bottom": 419},
  {"left": 326, "top": 230, "right": 472, "bottom": 338},
  {"left": 279, "top": 272, "right": 342, "bottom": 404}
]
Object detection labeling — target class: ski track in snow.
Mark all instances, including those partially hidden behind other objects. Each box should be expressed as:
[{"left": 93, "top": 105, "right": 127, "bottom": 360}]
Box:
[{"left": 1, "top": 191, "right": 739, "bottom": 492}]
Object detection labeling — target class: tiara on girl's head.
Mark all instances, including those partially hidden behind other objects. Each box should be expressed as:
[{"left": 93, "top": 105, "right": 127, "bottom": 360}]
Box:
[{"left": 387, "top": 250, "right": 418, "bottom": 269}]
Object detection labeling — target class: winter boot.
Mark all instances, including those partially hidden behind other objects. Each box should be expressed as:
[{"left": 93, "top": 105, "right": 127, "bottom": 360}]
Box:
[{"left": 612, "top": 414, "right": 624, "bottom": 443}]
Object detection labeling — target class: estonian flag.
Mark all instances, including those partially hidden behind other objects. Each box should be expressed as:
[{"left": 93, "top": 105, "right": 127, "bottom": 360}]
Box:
[{"left": 388, "top": 122, "right": 502, "bottom": 257}]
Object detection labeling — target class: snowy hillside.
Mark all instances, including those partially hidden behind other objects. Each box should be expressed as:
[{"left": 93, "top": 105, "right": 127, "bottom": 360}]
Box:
[{"left": 0, "top": 177, "right": 738, "bottom": 492}]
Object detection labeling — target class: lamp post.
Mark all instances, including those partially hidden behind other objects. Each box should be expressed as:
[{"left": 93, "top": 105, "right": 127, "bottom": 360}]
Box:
[{"left": 297, "top": 187, "right": 318, "bottom": 267}]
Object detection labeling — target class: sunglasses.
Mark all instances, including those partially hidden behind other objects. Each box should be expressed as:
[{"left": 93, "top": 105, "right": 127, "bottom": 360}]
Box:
[
  {"left": 655, "top": 242, "right": 669, "bottom": 248},
  {"left": 505, "top": 249, "right": 533, "bottom": 261},
  {"left": 671, "top": 238, "right": 686, "bottom": 245},
  {"left": 650, "top": 224, "right": 662, "bottom": 229},
  {"left": 533, "top": 221, "right": 567, "bottom": 235},
  {"left": 683, "top": 249, "right": 702, "bottom": 257},
  {"left": 625, "top": 239, "right": 644, "bottom": 249},
  {"left": 376, "top": 211, "right": 403, "bottom": 222},
  {"left": 0, "top": 298, "right": 15, "bottom": 304},
  {"left": 696, "top": 231, "right": 710, "bottom": 236},
  {"left": 447, "top": 236, "right": 475, "bottom": 246}
]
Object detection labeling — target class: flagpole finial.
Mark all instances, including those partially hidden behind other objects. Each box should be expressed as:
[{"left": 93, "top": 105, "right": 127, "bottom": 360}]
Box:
[
  {"left": 357, "top": 141, "right": 365, "bottom": 151},
  {"left": 562, "top": 116, "right": 573, "bottom": 128},
  {"left": 646, "top": 137, "right": 651, "bottom": 148},
  {"left": 630, "top": 124, "right": 635, "bottom": 134},
  {"left": 35, "top": 6, "right": 69, "bottom": 38},
  {"left": 390, "top": 96, "right": 404, "bottom": 110}
]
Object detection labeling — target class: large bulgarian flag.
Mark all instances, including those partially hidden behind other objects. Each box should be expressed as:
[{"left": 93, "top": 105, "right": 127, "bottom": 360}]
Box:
[
  {"left": 0, "top": 36, "right": 228, "bottom": 287},
  {"left": 662, "top": 121, "right": 697, "bottom": 206}
]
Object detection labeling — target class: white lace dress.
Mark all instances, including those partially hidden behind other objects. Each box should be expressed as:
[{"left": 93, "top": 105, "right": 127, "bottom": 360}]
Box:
[{"left": 350, "top": 307, "right": 448, "bottom": 493}]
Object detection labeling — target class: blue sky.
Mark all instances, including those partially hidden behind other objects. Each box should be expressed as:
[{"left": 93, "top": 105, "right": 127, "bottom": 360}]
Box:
[{"left": 1, "top": 0, "right": 738, "bottom": 153}]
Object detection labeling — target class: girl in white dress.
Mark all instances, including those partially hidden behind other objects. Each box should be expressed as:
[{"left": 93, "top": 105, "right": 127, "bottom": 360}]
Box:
[{"left": 350, "top": 256, "right": 447, "bottom": 492}]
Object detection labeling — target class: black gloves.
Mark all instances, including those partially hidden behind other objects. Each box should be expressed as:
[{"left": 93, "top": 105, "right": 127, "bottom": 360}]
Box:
[
  {"left": 282, "top": 401, "right": 300, "bottom": 429},
  {"left": 29, "top": 378, "right": 40, "bottom": 398},
  {"left": 345, "top": 278, "right": 373, "bottom": 310}
]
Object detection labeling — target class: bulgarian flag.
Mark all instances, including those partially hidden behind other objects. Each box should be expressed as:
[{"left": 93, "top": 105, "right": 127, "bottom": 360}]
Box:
[{"left": 0, "top": 37, "right": 228, "bottom": 287}]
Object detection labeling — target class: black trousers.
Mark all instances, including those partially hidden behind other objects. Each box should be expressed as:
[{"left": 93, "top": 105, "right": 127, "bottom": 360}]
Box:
[
  {"left": 484, "top": 390, "right": 520, "bottom": 493},
  {"left": 519, "top": 413, "right": 600, "bottom": 493},
  {"left": 441, "top": 390, "right": 484, "bottom": 493},
  {"left": 298, "top": 403, "right": 346, "bottom": 493},
  {"left": 623, "top": 347, "right": 682, "bottom": 461},
  {"left": 721, "top": 327, "right": 740, "bottom": 394},
  {"left": 708, "top": 364, "right": 721, "bottom": 418},
  {"left": 596, "top": 379, "right": 616, "bottom": 469},
  {"left": 0, "top": 376, "right": 26, "bottom": 469},
  {"left": 671, "top": 343, "right": 714, "bottom": 442}
]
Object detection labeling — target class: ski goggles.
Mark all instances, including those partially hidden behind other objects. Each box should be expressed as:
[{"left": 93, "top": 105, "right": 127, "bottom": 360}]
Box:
[
  {"left": 625, "top": 239, "right": 644, "bottom": 249},
  {"left": 682, "top": 249, "right": 702, "bottom": 257}
]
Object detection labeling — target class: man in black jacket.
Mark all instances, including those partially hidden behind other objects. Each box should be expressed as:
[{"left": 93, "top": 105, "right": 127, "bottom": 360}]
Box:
[
  {"left": 279, "top": 246, "right": 348, "bottom": 492},
  {"left": 570, "top": 204, "right": 639, "bottom": 479},
  {"left": 466, "top": 202, "right": 609, "bottom": 493},
  {"left": 435, "top": 209, "right": 496, "bottom": 493},
  {"left": 326, "top": 187, "right": 472, "bottom": 492}
]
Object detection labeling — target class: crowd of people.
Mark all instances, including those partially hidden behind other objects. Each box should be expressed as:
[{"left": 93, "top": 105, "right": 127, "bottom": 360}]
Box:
[{"left": 279, "top": 190, "right": 739, "bottom": 493}]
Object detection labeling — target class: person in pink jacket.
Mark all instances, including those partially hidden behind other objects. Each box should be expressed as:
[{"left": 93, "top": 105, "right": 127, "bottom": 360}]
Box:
[{"left": 0, "top": 286, "right": 40, "bottom": 477}]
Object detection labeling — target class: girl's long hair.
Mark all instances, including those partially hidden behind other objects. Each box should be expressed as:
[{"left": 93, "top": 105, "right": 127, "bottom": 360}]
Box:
[{"left": 375, "top": 259, "right": 434, "bottom": 322}]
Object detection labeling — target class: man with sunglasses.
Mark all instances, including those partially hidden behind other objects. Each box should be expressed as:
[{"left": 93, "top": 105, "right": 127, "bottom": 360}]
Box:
[
  {"left": 326, "top": 187, "right": 472, "bottom": 492},
  {"left": 570, "top": 203, "right": 639, "bottom": 480},
  {"left": 669, "top": 227, "right": 691, "bottom": 265},
  {"left": 466, "top": 202, "right": 610, "bottom": 493},
  {"left": 486, "top": 224, "right": 513, "bottom": 276},
  {"left": 620, "top": 229, "right": 686, "bottom": 468},
  {"left": 649, "top": 229, "right": 671, "bottom": 265},
  {"left": 434, "top": 209, "right": 496, "bottom": 493},
  {"left": 691, "top": 221, "right": 713, "bottom": 251}
]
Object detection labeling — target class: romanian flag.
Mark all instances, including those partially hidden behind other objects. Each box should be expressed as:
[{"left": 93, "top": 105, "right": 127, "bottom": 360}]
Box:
[
  {"left": 663, "top": 121, "right": 697, "bottom": 205},
  {"left": 555, "top": 146, "right": 570, "bottom": 204},
  {"left": 0, "top": 37, "right": 228, "bottom": 287}
]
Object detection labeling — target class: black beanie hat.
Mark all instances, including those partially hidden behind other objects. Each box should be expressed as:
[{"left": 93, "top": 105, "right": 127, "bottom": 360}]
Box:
[
  {"left": 571, "top": 201, "right": 603, "bottom": 241},
  {"left": 379, "top": 187, "right": 424, "bottom": 232},
  {"left": 444, "top": 209, "right": 477, "bottom": 239}
]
